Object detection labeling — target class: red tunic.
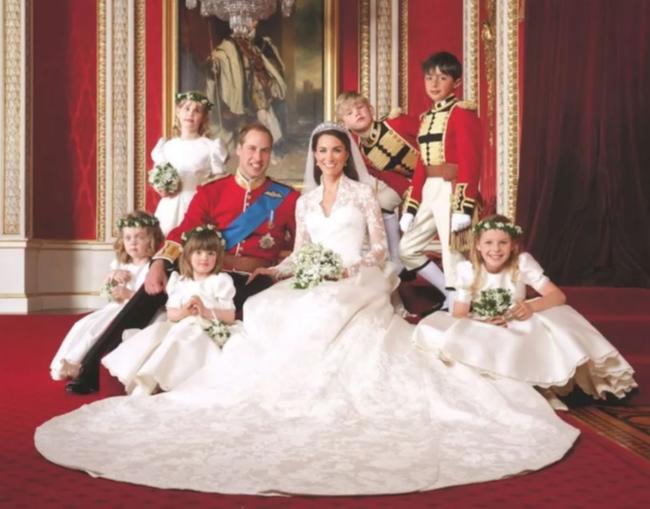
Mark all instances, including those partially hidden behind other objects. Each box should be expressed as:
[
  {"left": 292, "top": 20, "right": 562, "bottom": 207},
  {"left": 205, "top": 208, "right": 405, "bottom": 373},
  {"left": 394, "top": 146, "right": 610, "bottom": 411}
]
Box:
[
  {"left": 166, "top": 174, "right": 299, "bottom": 263},
  {"left": 355, "top": 114, "right": 420, "bottom": 198},
  {"left": 407, "top": 100, "right": 481, "bottom": 215}
]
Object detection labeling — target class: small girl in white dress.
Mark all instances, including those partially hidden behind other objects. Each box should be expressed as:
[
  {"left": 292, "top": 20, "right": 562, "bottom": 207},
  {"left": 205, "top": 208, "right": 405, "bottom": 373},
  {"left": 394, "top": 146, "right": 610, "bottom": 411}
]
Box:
[
  {"left": 151, "top": 91, "right": 228, "bottom": 234},
  {"left": 103, "top": 225, "right": 236, "bottom": 395},
  {"left": 415, "top": 214, "right": 637, "bottom": 403},
  {"left": 50, "top": 211, "right": 164, "bottom": 381}
]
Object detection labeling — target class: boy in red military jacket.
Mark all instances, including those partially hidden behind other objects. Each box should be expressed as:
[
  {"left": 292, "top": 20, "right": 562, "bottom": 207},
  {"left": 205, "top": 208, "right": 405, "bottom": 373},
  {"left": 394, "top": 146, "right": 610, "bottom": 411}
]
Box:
[
  {"left": 337, "top": 91, "right": 421, "bottom": 272},
  {"left": 399, "top": 51, "right": 481, "bottom": 312}
]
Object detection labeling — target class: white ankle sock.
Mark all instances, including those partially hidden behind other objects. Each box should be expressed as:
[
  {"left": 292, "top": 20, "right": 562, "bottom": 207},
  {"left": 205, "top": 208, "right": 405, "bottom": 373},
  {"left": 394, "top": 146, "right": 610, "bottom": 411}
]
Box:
[{"left": 416, "top": 261, "right": 449, "bottom": 297}]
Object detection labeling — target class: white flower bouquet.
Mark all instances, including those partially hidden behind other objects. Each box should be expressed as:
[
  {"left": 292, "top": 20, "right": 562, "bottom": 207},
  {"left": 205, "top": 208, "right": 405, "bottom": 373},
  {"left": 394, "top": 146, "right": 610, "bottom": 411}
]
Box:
[
  {"left": 293, "top": 243, "right": 344, "bottom": 289},
  {"left": 204, "top": 319, "right": 231, "bottom": 348},
  {"left": 100, "top": 279, "right": 118, "bottom": 302},
  {"left": 148, "top": 162, "right": 180, "bottom": 194},
  {"left": 471, "top": 288, "right": 513, "bottom": 319}
]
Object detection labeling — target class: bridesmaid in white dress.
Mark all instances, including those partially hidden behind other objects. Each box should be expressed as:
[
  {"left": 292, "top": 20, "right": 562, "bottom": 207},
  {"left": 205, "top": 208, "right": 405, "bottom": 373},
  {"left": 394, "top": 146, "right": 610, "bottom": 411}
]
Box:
[
  {"left": 49, "top": 211, "right": 163, "bottom": 380},
  {"left": 415, "top": 215, "right": 637, "bottom": 403},
  {"left": 35, "top": 125, "right": 579, "bottom": 496},
  {"left": 102, "top": 226, "right": 237, "bottom": 395},
  {"left": 152, "top": 91, "right": 228, "bottom": 235}
]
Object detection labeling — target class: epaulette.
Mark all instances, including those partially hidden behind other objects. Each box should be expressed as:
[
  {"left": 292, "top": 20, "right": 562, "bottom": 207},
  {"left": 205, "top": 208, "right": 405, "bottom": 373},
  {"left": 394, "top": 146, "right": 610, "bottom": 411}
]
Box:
[
  {"left": 201, "top": 173, "right": 230, "bottom": 186},
  {"left": 454, "top": 100, "right": 478, "bottom": 110}
]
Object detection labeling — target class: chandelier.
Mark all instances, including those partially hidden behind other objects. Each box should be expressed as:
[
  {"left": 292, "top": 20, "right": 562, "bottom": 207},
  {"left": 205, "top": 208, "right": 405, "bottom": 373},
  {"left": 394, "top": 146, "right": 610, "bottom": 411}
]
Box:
[{"left": 185, "top": 0, "right": 296, "bottom": 39}]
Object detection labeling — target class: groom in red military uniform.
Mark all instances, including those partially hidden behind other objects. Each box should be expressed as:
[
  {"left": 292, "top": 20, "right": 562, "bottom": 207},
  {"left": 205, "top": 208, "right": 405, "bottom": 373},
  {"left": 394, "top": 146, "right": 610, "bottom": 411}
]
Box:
[{"left": 66, "top": 122, "right": 298, "bottom": 394}]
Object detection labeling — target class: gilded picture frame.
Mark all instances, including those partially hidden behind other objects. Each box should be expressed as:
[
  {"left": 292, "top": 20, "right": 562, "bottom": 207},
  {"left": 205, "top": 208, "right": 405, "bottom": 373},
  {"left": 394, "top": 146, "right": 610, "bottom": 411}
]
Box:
[{"left": 163, "top": 0, "right": 339, "bottom": 185}]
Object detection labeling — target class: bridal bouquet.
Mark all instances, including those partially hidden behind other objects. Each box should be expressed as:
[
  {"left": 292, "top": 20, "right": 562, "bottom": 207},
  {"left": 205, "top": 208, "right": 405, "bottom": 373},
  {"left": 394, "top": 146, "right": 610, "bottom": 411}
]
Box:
[
  {"left": 204, "top": 319, "right": 231, "bottom": 348},
  {"left": 471, "top": 288, "right": 513, "bottom": 319},
  {"left": 99, "top": 278, "right": 118, "bottom": 302},
  {"left": 148, "top": 162, "right": 180, "bottom": 194},
  {"left": 293, "top": 243, "right": 344, "bottom": 289}
]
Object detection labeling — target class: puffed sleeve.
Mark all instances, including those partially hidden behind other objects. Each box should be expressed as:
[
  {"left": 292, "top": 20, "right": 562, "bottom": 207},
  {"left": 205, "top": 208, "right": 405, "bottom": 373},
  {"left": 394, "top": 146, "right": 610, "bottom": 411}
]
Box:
[
  {"left": 151, "top": 137, "right": 167, "bottom": 165},
  {"left": 454, "top": 260, "right": 476, "bottom": 304},
  {"left": 109, "top": 259, "right": 119, "bottom": 271},
  {"left": 518, "top": 252, "right": 550, "bottom": 293},
  {"left": 164, "top": 272, "right": 183, "bottom": 309},
  {"left": 208, "top": 273, "right": 236, "bottom": 310},
  {"left": 209, "top": 137, "right": 228, "bottom": 175}
]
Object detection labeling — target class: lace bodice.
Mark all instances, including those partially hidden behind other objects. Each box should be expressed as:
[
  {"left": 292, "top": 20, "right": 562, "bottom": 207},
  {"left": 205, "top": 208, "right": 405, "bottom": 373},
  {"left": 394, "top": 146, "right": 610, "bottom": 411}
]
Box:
[
  {"left": 455, "top": 252, "right": 550, "bottom": 304},
  {"left": 276, "top": 176, "right": 387, "bottom": 276},
  {"left": 151, "top": 137, "right": 227, "bottom": 191}
]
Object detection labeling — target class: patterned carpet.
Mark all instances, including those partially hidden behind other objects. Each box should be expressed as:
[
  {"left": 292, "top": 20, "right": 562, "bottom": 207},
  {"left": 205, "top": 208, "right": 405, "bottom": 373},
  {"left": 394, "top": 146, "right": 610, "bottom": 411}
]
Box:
[
  {"left": 570, "top": 405, "right": 650, "bottom": 461},
  {"left": 1, "top": 290, "right": 649, "bottom": 508}
]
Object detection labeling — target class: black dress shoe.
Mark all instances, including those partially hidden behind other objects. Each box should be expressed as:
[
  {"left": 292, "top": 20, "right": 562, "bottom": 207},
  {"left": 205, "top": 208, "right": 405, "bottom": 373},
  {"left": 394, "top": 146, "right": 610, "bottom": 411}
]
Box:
[
  {"left": 65, "top": 364, "right": 99, "bottom": 394},
  {"left": 65, "top": 379, "right": 98, "bottom": 394},
  {"left": 399, "top": 268, "right": 417, "bottom": 282}
]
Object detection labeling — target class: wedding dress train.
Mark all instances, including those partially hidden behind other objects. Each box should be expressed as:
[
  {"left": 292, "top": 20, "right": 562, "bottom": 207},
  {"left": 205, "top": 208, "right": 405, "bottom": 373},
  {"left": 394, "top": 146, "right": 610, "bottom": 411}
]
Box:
[{"left": 35, "top": 176, "right": 578, "bottom": 495}]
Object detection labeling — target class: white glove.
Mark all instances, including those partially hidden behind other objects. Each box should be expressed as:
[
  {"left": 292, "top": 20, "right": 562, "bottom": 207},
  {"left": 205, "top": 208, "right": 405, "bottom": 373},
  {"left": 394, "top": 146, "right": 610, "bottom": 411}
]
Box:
[
  {"left": 451, "top": 213, "right": 472, "bottom": 232},
  {"left": 399, "top": 213, "right": 415, "bottom": 232}
]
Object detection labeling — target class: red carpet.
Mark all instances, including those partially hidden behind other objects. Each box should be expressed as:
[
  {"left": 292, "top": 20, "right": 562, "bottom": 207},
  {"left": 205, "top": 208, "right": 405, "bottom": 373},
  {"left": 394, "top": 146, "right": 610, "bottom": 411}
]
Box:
[{"left": 1, "top": 295, "right": 649, "bottom": 508}]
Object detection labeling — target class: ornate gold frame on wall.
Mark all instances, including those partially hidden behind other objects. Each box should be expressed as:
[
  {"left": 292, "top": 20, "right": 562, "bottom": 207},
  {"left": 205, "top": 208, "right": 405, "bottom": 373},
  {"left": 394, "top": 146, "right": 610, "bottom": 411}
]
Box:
[{"left": 161, "top": 0, "right": 340, "bottom": 137}]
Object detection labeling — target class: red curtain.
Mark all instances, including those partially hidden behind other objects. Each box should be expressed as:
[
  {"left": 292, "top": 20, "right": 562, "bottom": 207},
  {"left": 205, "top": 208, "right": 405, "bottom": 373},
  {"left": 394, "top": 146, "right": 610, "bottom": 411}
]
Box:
[{"left": 517, "top": 0, "right": 650, "bottom": 287}]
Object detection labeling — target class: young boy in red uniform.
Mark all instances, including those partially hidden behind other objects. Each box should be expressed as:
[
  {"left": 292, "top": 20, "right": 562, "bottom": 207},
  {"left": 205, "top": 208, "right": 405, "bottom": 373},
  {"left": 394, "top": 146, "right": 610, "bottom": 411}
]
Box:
[
  {"left": 337, "top": 91, "right": 420, "bottom": 272},
  {"left": 399, "top": 51, "right": 481, "bottom": 312}
]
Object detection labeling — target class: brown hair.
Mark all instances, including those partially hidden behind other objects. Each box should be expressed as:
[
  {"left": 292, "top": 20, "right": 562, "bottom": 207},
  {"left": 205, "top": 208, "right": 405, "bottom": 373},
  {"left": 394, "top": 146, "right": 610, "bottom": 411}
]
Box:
[
  {"left": 114, "top": 210, "right": 164, "bottom": 264},
  {"left": 236, "top": 122, "right": 274, "bottom": 147},
  {"left": 335, "top": 91, "right": 371, "bottom": 121},
  {"left": 469, "top": 214, "right": 521, "bottom": 296},
  {"left": 310, "top": 128, "right": 359, "bottom": 185},
  {"left": 172, "top": 94, "right": 213, "bottom": 137},
  {"left": 178, "top": 229, "right": 225, "bottom": 278}
]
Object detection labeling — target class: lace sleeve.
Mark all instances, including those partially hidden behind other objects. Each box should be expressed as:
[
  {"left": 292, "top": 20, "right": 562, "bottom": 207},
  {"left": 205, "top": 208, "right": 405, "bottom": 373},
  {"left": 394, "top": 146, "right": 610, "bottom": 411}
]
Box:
[
  {"left": 346, "top": 184, "right": 388, "bottom": 276},
  {"left": 209, "top": 137, "right": 228, "bottom": 175},
  {"left": 273, "top": 195, "right": 310, "bottom": 277}
]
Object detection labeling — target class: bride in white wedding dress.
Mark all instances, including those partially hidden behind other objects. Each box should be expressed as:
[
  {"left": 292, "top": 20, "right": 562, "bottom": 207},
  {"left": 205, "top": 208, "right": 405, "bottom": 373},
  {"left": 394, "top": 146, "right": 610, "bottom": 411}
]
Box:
[{"left": 35, "top": 123, "right": 579, "bottom": 496}]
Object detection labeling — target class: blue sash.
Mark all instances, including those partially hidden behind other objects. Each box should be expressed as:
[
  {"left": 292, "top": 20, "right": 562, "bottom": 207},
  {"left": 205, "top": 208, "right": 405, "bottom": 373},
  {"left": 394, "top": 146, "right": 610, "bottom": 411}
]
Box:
[{"left": 222, "top": 181, "right": 291, "bottom": 250}]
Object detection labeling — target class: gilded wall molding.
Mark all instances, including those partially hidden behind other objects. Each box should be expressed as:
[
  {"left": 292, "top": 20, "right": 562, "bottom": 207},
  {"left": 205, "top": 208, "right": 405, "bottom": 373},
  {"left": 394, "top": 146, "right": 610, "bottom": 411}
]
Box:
[
  {"left": 398, "top": 0, "right": 408, "bottom": 110},
  {"left": 110, "top": 0, "right": 130, "bottom": 236},
  {"left": 134, "top": 0, "right": 146, "bottom": 210},
  {"left": 463, "top": 0, "right": 479, "bottom": 104},
  {"left": 496, "top": 0, "right": 519, "bottom": 218},
  {"left": 2, "top": 0, "right": 29, "bottom": 236},
  {"left": 359, "top": 0, "right": 370, "bottom": 100},
  {"left": 96, "top": 0, "right": 106, "bottom": 240},
  {"left": 481, "top": 0, "right": 496, "bottom": 146},
  {"left": 323, "top": 0, "right": 339, "bottom": 121},
  {"left": 375, "top": 0, "right": 391, "bottom": 117}
]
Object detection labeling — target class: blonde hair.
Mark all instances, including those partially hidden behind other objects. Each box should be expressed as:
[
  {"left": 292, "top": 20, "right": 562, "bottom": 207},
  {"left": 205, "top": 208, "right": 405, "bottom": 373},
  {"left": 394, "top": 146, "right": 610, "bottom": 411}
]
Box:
[
  {"left": 172, "top": 93, "right": 213, "bottom": 137},
  {"left": 114, "top": 210, "right": 164, "bottom": 264},
  {"left": 178, "top": 230, "right": 225, "bottom": 279},
  {"left": 469, "top": 214, "right": 521, "bottom": 297},
  {"left": 335, "top": 91, "right": 371, "bottom": 121}
]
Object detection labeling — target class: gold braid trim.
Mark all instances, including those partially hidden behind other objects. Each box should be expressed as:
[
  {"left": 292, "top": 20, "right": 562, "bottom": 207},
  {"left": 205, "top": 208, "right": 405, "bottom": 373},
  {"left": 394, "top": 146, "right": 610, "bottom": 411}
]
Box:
[
  {"left": 450, "top": 206, "right": 481, "bottom": 255},
  {"left": 451, "top": 183, "right": 477, "bottom": 215},
  {"left": 154, "top": 240, "right": 183, "bottom": 264}
]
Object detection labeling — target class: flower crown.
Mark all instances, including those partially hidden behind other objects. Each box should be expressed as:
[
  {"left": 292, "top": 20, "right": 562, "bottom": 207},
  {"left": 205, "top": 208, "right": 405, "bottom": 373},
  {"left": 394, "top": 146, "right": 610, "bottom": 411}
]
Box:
[
  {"left": 175, "top": 91, "right": 213, "bottom": 110},
  {"left": 180, "top": 224, "right": 225, "bottom": 246},
  {"left": 473, "top": 218, "right": 523, "bottom": 238},
  {"left": 117, "top": 214, "right": 159, "bottom": 229}
]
